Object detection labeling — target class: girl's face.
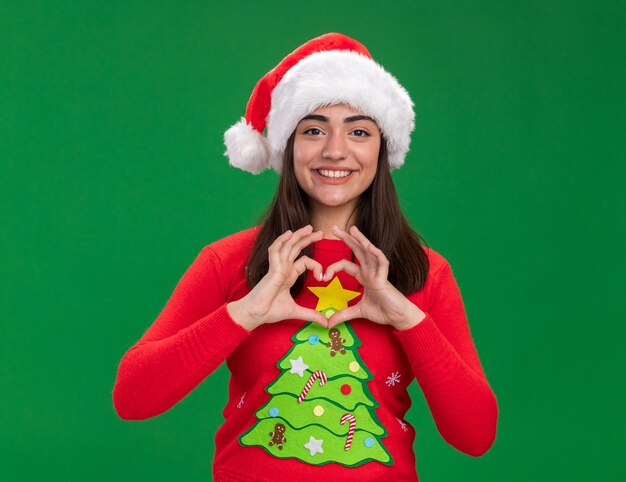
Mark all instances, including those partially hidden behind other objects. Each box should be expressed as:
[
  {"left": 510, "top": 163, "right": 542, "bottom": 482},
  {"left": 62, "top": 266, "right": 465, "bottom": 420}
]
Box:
[{"left": 293, "top": 104, "right": 381, "bottom": 214}]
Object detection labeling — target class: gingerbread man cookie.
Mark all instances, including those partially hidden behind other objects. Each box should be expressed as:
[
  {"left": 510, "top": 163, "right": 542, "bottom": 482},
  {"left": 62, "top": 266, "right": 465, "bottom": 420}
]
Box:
[
  {"left": 326, "top": 328, "right": 347, "bottom": 357},
  {"left": 268, "top": 423, "right": 287, "bottom": 450}
]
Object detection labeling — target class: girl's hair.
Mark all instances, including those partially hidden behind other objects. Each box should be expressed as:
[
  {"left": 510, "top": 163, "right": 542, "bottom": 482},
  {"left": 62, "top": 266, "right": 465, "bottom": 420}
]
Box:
[{"left": 246, "top": 133, "right": 429, "bottom": 296}]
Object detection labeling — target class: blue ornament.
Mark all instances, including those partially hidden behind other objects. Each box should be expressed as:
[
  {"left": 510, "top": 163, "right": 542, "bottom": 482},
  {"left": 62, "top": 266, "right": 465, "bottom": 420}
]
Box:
[
  {"left": 308, "top": 335, "right": 319, "bottom": 345},
  {"left": 269, "top": 407, "right": 279, "bottom": 417},
  {"left": 364, "top": 437, "right": 375, "bottom": 448}
]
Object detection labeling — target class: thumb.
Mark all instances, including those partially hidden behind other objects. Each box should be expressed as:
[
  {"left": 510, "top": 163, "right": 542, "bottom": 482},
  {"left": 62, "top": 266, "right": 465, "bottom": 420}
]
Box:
[
  {"left": 293, "top": 306, "right": 329, "bottom": 328},
  {"left": 328, "top": 304, "right": 362, "bottom": 328}
]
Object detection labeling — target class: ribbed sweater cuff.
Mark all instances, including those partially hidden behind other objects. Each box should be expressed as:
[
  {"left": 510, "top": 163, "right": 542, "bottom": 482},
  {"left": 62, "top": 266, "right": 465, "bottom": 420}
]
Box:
[
  {"left": 178, "top": 304, "right": 251, "bottom": 373},
  {"left": 393, "top": 314, "right": 449, "bottom": 366}
]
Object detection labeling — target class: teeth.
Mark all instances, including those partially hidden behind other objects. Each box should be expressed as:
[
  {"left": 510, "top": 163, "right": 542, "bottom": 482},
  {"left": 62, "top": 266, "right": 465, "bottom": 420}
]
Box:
[{"left": 318, "top": 169, "right": 351, "bottom": 179}]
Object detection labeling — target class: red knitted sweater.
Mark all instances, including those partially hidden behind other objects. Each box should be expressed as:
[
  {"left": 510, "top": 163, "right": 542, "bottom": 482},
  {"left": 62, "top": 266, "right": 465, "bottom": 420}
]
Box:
[{"left": 112, "top": 227, "right": 497, "bottom": 481}]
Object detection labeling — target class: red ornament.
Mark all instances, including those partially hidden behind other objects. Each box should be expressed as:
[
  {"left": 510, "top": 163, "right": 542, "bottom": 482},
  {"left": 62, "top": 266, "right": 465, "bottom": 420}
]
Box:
[{"left": 341, "top": 384, "right": 352, "bottom": 395}]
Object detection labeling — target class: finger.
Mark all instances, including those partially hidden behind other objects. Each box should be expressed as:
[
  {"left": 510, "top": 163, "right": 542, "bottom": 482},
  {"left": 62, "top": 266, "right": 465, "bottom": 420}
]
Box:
[
  {"left": 278, "top": 225, "right": 313, "bottom": 260},
  {"left": 292, "top": 306, "right": 329, "bottom": 327},
  {"left": 349, "top": 225, "right": 374, "bottom": 254},
  {"left": 293, "top": 255, "right": 324, "bottom": 281},
  {"left": 349, "top": 226, "right": 380, "bottom": 268},
  {"left": 270, "top": 229, "right": 294, "bottom": 250},
  {"left": 268, "top": 230, "right": 293, "bottom": 267},
  {"left": 280, "top": 224, "right": 313, "bottom": 263},
  {"left": 366, "top": 243, "right": 390, "bottom": 279},
  {"left": 323, "top": 259, "right": 360, "bottom": 282},
  {"left": 328, "top": 305, "right": 362, "bottom": 328},
  {"left": 349, "top": 225, "right": 390, "bottom": 279},
  {"left": 287, "top": 230, "right": 324, "bottom": 263},
  {"left": 331, "top": 225, "right": 368, "bottom": 264}
]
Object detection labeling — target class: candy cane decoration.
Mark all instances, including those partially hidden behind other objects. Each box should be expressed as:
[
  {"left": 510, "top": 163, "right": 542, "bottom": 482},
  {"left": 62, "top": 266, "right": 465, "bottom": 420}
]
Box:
[
  {"left": 340, "top": 413, "right": 356, "bottom": 450},
  {"left": 297, "top": 370, "right": 327, "bottom": 403}
]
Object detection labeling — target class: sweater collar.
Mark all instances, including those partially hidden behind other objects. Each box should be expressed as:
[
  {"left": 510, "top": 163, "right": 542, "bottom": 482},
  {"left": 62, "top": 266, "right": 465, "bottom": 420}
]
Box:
[{"left": 312, "top": 237, "right": 353, "bottom": 255}]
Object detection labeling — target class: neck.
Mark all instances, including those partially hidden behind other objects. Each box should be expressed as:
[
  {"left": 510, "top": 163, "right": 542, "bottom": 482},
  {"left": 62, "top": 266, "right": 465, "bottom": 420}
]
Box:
[{"left": 310, "top": 202, "right": 358, "bottom": 239}]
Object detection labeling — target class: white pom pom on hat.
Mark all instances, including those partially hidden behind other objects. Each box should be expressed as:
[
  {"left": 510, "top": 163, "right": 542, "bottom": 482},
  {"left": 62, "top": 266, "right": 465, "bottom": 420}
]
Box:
[
  {"left": 224, "top": 118, "right": 269, "bottom": 174},
  {"left": 224, "top": 33, "right": 415, "bottom": 174}
]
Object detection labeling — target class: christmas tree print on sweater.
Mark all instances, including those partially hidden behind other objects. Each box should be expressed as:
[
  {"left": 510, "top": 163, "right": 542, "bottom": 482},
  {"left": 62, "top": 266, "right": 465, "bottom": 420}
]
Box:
[{"left": 239, "top": 277, "right": 393, "bottom": 467}]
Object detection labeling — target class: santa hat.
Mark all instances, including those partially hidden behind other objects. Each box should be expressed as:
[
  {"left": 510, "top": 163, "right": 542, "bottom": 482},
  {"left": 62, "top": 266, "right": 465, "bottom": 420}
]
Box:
[{"left": 224, "top": 33, "right": 415, "bottom": 174}]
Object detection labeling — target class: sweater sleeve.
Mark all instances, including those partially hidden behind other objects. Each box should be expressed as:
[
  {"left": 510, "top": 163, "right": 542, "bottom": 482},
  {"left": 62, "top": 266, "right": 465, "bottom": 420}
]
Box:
[
  {"left": 112, "top": 246, "right": 250, "bottom": 420},
  {"left": 394, "top": 261, "right": 498, "bottom": 456}
]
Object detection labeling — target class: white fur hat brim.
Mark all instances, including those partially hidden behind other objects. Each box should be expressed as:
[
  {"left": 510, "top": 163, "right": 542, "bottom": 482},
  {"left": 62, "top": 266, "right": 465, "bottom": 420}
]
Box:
[{"left": 267, "top": 50, "right": 415, "bottom": 171}]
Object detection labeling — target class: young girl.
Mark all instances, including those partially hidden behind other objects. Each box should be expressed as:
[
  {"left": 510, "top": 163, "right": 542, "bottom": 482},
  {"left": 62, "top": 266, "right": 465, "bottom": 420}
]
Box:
[{"left": 113, "top": 33, "right": 498, "bottom": 481}]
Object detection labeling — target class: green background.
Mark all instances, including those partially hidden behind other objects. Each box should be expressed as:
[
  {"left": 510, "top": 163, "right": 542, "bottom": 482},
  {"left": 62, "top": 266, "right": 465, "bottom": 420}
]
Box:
[{"left": 1, "top": 1, "right": 624, "bottom": 480}]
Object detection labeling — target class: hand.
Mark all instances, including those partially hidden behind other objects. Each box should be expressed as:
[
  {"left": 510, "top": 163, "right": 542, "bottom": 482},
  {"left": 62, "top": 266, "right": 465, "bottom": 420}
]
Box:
[
  {"left": 227, "top": 225, "right": 329, "bottom": 331},
  {"left": 324, "top": 225, "right": 426, "bottom": 330}
]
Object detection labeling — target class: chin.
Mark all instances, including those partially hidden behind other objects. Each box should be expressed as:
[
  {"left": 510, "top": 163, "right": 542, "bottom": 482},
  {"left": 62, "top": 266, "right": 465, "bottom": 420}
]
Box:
[{"left": 316, "top": 197, "right": 353, "bottom": 209}]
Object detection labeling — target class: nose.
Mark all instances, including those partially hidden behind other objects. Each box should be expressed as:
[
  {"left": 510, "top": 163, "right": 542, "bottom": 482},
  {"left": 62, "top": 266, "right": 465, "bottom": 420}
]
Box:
[{"left": 322, "top": 132, "right": 348, "bottom": 161}]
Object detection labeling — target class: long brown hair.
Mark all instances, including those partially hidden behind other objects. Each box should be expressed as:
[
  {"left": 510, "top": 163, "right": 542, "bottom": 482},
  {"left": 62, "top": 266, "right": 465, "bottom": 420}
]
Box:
[{"left": 246, "top": 133, "right": 429, "bottom": 296}]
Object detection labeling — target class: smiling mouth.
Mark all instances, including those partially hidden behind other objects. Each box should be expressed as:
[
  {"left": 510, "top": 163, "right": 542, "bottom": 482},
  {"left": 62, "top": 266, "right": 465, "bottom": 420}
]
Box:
[{"left": 316, "top": 169, "right": 353, "bottom": 179}]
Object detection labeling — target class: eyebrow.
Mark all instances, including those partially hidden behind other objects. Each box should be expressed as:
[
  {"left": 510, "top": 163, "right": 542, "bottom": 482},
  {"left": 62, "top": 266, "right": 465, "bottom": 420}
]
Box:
[{"left": 300, "top": 114, "right": 376, "bottom": 124}]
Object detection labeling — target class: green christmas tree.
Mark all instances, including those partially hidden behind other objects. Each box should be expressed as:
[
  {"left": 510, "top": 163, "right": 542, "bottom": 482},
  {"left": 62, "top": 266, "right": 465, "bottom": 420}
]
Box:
[{"left": 239, "top": 277, "right": 393, "bottom": 467}]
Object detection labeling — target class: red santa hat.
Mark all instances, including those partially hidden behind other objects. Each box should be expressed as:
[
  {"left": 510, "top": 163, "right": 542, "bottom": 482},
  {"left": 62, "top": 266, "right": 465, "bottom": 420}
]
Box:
[{"left": 224, "top": 33, "right": 415, "bottom": 174}]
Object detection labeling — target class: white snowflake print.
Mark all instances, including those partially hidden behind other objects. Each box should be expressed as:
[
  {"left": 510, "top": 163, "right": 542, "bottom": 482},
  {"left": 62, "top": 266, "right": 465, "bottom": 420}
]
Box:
[
  {"left": 237, "top": 392, "right": 246, "bottom": 409},
  {"left": 396, "top": 417, "right": 409, "bottom": 432},
  {"left": 385, "top": 371, "right": 401, "bottom": 387}
]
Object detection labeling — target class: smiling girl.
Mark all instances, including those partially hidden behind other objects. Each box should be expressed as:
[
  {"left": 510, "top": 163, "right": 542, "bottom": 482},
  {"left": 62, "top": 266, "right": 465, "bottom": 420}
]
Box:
[{"left": 113, "top": 33, "right": 498, "bottom": 481}]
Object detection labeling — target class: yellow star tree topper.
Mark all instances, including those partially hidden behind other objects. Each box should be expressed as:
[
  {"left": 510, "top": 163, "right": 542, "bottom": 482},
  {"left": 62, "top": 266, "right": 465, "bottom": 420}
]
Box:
[{"left": 308, "top": 276, "right": 361, "bottom": 313}]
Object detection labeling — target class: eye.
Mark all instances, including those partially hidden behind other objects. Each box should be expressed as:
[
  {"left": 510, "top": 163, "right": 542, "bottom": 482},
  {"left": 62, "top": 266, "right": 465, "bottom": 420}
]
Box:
[
  {"left": 352, "top": 129, "right": 370, "bottom": 137},
  {"left": 303, "top": 127, "right": 323, "bottom": 136}
]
